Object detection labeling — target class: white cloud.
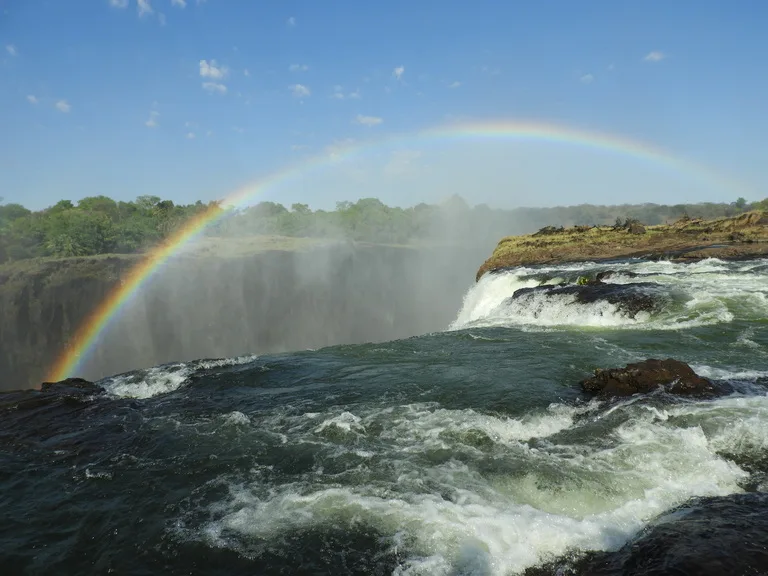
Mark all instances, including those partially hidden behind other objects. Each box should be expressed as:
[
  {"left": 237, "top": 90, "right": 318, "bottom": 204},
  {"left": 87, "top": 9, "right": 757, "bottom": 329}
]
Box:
[
  {"left": 55, "top": 100, "right": 71, "bottom": 113},
  {"left": 243, "top": 68, "right": 250, "bottom": 77},
  {"left": 232, "top": 126, "right": 244, "bottom": 133},
  {"left": 171, "top": 0, "right": 186, "bottom": 7},
  {"left": 289, "top": 63, "right": 309, "bottom": 72},
  {"left": 6, "top": 44, "right": 17, "bottom": 56},
  {"left": 186, "top": 132, "right": 195, "bottom": 139},
  {"left": 580, "top": 73, "right": 594, "bottom": 84},
  {"left": 291, "top": 83, "right": 310, "bottom": 97},
  {"left": 354, "top": 114, "right": 382, "bottom": 127},
  {"left": 145, "top": 110, "right": 159, "bottom": 127},
  {"left": 199, "top": 59, "right": 228, "bottom": 79},
  {"left": 202, "top": 81, "right": 227, "bottom": 94},
  {"left": 644, "top": 51, "right": 666, "bottom": 62},
  {"left": 393, "top": 65, "right": 405, "bottom": 80},
  {"left": 448, "top": 81, "right": 461, "bottom": 88},
  {"left": 332, "top": 85, "right": 361, "bottom": 100},
  {"left": 287, "top": 16, "right": 296, "bottom": 26},
  {"left": 109, "top": 0, "right": 129, "bottom": 7},
  {"left": 137, "top": 0, "right": 153, "bottom": 17},
  {"left": 607, "top": 64, "right": 615, "bottom": 72},
  {"left": 291, "top": 144, "right": 309, "bottom": 151},
  {"left": 26, "top": 94, "right": 38, "bottom": 104},
  {"left": 158, "top": 12, "right": 166, "bottom": 25}
]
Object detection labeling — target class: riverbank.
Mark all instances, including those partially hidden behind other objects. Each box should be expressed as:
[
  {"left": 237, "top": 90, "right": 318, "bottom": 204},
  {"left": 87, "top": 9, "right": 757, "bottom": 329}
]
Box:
[{"left": 476, "top": 211, "right": 768, "bottom": 280}]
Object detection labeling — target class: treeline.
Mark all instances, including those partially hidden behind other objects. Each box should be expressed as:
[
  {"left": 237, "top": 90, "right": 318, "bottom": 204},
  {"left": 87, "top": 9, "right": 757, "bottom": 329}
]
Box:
[{"left": 1, "top": 194, "right": 765, "bottom": 263}]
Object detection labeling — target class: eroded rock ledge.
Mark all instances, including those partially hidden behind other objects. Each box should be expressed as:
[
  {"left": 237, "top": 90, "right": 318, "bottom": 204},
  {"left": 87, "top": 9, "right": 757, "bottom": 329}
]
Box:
[{"left": 476, "top": 211, "right": 768, "bottom": 281}]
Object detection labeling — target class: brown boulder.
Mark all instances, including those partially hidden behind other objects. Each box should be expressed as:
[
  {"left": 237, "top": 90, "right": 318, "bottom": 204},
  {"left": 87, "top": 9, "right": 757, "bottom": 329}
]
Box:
[{"left": 581, "top": 358, "right": 716, "bottom": 397}]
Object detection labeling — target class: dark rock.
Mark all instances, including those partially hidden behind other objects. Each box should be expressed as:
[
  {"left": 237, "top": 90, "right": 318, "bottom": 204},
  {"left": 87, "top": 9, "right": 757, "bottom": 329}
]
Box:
[
  {"left": 532, "top": 225, "right": 565, "bottom": 236},
  {"left": 570, "top": 493, "right": 768, "bottom": 576},
  {"left": 40, "top": 377, "right": 104, "bottom": 394},
  {"left": 628, "top": 222, "right": 646, "bottom": 235},
  {"left": 510, "top": 281, "right": 664, "bottom": 318},
  {"left": 581, "top": 358, "right": 717, "bottom": 397}
]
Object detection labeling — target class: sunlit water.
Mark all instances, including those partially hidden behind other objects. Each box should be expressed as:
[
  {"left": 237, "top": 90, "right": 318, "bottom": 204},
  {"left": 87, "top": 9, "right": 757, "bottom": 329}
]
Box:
[{"left": 2, "top": 258, "right": 768, "bottom": 575}]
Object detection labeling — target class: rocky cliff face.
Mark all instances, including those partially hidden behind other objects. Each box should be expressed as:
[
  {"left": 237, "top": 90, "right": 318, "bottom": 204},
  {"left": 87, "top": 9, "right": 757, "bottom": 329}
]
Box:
[{"left": 0, "top": 243, "right": 486, "bottom": 390}]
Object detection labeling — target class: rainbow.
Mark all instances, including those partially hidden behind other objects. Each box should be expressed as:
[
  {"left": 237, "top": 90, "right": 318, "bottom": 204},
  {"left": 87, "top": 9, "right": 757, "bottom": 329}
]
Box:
[{"left": 46, "top": 119, "right": 742, "bottom": 381}]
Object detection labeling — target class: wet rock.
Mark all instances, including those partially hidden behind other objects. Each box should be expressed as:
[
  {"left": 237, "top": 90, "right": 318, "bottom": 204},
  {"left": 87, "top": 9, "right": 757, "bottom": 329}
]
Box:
[
  {"left": 510, "top": 281, "right": 663, "bottom": 318},
  {"left": 40, "top": 377, "right": 104, "bottom": 394},
  {"left": 581, "top": 358, "right": 717, "bottom": 397},
  {"left": 586, "top": 492, "right": 768, "bottom": 575}
]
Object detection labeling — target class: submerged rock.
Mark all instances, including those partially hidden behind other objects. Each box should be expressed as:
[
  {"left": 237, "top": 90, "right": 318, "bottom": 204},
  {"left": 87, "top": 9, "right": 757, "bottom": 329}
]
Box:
[
  {"left": 581, "top": 358, "right": 716, "bottom": 397},
  {"left": 510, "top": 281, "right": 663, "bottom": 318}
]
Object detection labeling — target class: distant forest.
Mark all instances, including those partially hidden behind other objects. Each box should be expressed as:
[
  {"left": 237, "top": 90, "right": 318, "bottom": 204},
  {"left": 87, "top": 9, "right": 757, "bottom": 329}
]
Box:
[{"left": 0, "top": 194, "right": 766, "bottom": 263}]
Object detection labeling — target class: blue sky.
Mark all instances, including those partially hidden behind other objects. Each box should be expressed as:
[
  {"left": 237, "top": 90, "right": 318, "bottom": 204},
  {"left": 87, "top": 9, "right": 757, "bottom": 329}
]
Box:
[{"left": 1, "top": 0, "right": 766, "bottom": 210}]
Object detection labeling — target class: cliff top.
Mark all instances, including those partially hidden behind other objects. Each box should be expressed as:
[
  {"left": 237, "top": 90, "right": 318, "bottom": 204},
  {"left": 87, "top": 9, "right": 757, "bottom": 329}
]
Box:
[{"left": 476, "top": 210, "right": 768, "bottom": 280}]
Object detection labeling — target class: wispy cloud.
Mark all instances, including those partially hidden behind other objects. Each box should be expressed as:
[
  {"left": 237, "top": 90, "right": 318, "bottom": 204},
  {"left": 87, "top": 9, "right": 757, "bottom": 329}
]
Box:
[
  {"left": 137, "top": 0, "right": 153, "bottom": 17},
  {"left": 5, "top": 44, "right": 17, "bottom": 56},
  {"left": 55, "top": 100, "right": 71, "bottom": 113},
  {"left": 171, "top": 0, "right": 186, "bottom": 7},
  {"left": 580, "top": 73, "right": 594, "bottom": 84},
  {"left": 354, "top": 114, "right": 382, "bottom": 127},
  {"left": 199, "top": 59, "right": 228, "bottom": 79},
  {"left": 158, "top": 12, "right": 166, "bottom": 25},
  {"left": 287, "top": 16, "right": 296, "bottom": 26},
  {"left": 202, "top": 82, "right": 227, "bottom": 94},
  {"left": 186, "top": 132, "right": 196, "bottom": 139},
  {"left": 145, "top": 109, "right": 159, "bottom": 127},
  {"left": 26, "top": 95, "right": 38, "bottom": 104},
  {"left": 291, "top": 144, "right": 309, "bottom": 151},
  {"left": 109, "top": 0, "right": 129, "bottom": 7},
  {"left": 331, "top": 85, "right": 361, "bottom": 100},
  {"left": 448, "top": 81, "right": 461, "bottom": 88},
  {"left": 289, "top": 63, "right": 309, "bottom": 72},
  {"left": 243, "top": 68, "right": 250, "bottom": 77},
  {"left": 291, "top": 83, "right": 311, "bottom": 97},
  {"left": 607, "top": 64, "right": 615, "bottom": 72},
  {"left": 393, "top": 65, "right": 405, "bottom": 80},
  {"left": 644, "top": 51, "right": 666, "bottom": 62}
]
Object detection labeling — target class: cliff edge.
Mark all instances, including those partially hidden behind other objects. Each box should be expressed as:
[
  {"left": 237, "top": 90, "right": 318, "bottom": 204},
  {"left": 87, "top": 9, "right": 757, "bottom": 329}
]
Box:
[{"left": 476, "top": 211, "right": 768, "bottom": 281}]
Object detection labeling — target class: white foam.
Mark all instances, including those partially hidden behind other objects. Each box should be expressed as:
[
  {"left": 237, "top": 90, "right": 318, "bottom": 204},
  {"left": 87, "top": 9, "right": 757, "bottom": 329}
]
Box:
[
  {"left": 102, "top": 365, "right": 191, "bottom": 399},
  {"left": 185, "top": 390, "right": 767, "bottom": 574},
  {"left": 452, "top": 258, "right": 768, "bottom": 331}
]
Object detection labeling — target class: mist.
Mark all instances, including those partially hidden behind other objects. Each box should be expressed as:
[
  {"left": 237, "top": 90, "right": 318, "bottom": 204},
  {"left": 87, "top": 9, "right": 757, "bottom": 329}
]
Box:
[{"left": 72, "top": 203, "right": 501, "bottom": 382}]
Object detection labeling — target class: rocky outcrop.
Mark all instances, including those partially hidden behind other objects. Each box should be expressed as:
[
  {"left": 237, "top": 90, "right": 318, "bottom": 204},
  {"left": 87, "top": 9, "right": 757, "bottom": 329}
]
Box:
[
  {"left": 510, "top": 281, "right": 664, "bottom": 318},
  {"left": 477, "top": 210, "right": 768, "bottom": 281},
  {"left": 526, "top": 492, "right": 768, "bottom": 576},
  {"left": 581, "top": 358, "right": 717, "bottom": 397}
]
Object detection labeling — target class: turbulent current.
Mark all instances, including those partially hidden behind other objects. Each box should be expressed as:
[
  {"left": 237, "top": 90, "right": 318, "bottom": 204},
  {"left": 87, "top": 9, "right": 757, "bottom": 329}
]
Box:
[{"left": 3, "top": 258, "right": 768, "bottom": 575}]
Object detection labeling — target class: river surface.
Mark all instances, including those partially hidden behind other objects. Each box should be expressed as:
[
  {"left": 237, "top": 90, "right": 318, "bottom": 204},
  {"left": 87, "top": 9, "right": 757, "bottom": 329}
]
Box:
[{"left": 2, "top": 258, "right": 768, "bottom": 575}]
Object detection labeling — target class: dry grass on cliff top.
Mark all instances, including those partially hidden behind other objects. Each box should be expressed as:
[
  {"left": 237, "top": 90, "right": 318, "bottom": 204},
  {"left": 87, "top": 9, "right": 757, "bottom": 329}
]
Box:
[{"left": 476, "top": 210, "right": 768, "bottom": 279}]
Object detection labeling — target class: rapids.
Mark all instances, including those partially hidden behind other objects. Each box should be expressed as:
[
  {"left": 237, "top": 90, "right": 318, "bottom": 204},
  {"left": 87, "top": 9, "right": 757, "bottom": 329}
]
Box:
[{"left": 2, "top": 257, "right": 768, "bottom": 575}]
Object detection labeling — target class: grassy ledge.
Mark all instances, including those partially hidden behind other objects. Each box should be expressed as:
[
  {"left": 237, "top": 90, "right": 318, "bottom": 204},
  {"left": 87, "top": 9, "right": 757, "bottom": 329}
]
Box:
[{"left": 476, "top": 211, "right": 768, "bottom": 281}]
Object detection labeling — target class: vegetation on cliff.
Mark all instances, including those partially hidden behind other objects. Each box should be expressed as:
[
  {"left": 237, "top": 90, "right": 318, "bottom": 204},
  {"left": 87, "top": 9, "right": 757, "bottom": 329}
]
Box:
[
  {"left": 477, "top": 210, "right": 768, "bottom": 280},
  {"left": 1, "top": 193, "right": 767, "bottom": 265}
]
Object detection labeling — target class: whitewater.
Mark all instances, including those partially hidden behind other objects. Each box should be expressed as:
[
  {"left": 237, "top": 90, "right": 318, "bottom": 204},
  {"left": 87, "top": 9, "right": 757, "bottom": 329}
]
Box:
[{"left": 2, "top": 257, "right": 768, "bottom": 575}]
